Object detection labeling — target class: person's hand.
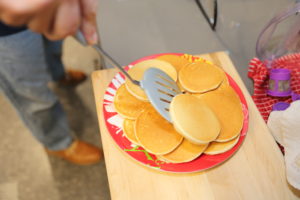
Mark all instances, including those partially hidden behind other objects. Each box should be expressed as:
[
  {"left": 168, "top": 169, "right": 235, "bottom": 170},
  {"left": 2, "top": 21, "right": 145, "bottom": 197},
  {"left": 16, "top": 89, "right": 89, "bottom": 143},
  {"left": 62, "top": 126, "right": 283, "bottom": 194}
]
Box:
[
  {"left": 79, "top": 0, "right": 98, "bottom": 45},
  {"left": 0, "top": 0, "right": 98, "bottom": 44}
]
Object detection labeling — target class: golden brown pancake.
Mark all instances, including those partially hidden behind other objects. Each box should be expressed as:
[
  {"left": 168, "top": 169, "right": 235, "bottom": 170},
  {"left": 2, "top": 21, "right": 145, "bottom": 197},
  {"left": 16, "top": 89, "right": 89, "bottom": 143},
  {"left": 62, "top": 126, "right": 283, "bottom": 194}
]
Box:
[
  {"left": 221, "top": 72, "right": 229, "bottom": 86},
  {"left": 178, "top": 62, "right": 225, "bottom": 93},
  {"left": 194, "top": 59, "right": 229, "bottom": 87},
  {"left": 156, "top": 54, "right": 191, "bottom": 72},
  {"left": 123, "top": 119, "right": 139, "bottom": 145},
  {"left": 170, "top": 94, "right": 221, "bottom": 144},
  {"left": 194, "top": 85, "right": 244, "bottom": 142},
  {"left": 156, "top": 155, "right": 171, "bottom": 163},
  {"left": 161, "top": 139, "right": 208, "bottom": 163},
  {"left": 204, "top": 136, "right": 240, "bottom": 155},
  {"left": 125, "top": 59, "right": 177, "bottom": 101},
  {"left": 177, "top": 81, "right": 186, "bottom": 92},
  {"left": 135, "top": 106, "right": 183, "bottom": 155},
  {"left": 218, "top": 69, "right": 229, "bottom": 89},
  {"left": 114, "top": 84, "right": 150, "bottom": 119}
]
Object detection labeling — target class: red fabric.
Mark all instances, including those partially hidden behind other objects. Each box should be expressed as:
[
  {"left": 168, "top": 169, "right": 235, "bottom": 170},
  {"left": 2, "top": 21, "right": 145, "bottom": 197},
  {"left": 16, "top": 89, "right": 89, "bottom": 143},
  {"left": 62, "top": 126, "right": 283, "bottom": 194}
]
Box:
[{"left": 248, "top": 53, "right": 300, "bottom": 122}]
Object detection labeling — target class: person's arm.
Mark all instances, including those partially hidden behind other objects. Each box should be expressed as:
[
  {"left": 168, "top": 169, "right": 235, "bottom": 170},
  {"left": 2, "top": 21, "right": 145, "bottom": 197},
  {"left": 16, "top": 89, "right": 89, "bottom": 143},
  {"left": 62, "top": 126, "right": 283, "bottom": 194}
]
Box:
[{"left": 0, "top": 0, "right": 98, "bottom": 44}]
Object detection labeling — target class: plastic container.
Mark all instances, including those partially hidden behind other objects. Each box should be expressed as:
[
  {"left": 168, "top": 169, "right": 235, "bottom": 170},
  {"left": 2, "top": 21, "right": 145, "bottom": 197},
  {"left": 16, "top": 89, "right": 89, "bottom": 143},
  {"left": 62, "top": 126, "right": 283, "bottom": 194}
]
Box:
[{"left": 267, "top": 68, "right": 291, "bottom": 97}]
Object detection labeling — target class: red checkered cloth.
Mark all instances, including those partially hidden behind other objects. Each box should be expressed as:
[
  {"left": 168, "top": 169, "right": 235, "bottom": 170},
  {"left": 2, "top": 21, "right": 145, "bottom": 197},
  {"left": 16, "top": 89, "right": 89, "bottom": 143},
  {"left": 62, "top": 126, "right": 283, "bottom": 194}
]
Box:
[{"left": 248, "top": 53, "right": 300, "bottom": 122}]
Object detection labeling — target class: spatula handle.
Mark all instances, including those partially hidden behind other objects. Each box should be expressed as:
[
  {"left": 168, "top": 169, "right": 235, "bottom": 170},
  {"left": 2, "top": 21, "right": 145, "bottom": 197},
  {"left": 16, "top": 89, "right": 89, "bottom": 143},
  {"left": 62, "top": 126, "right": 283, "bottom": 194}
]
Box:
[{"left": 74, "top": 31, "right": 140, "bottom": 86}]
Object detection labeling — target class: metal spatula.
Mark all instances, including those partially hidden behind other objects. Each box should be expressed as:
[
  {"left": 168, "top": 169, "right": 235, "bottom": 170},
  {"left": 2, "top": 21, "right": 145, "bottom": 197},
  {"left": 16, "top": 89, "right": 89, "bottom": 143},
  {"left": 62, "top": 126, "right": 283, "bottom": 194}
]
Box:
[{"left": 75, "top": 32, "right": 180, "bottom": 122}]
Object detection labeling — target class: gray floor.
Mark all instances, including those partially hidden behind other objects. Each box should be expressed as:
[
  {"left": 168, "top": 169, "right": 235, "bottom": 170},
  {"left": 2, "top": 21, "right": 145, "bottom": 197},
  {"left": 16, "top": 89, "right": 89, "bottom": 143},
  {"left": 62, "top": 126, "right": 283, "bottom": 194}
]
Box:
[
  {"left": 0, "top": 0, "right": 296, "bottom": 199},
  {"left": 98, "top": 0, "right": 294, "bottom": 93}
]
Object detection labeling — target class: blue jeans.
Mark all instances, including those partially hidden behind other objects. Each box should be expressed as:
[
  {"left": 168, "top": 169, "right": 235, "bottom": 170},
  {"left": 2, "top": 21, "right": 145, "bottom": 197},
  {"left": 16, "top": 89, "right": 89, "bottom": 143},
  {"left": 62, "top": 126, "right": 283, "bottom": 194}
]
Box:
[
  {"left": 43, "top": 35, "right": 66, "bottom": 81},
  {"left": 0, "top": 30, "right": 73, "bottom": 150}
]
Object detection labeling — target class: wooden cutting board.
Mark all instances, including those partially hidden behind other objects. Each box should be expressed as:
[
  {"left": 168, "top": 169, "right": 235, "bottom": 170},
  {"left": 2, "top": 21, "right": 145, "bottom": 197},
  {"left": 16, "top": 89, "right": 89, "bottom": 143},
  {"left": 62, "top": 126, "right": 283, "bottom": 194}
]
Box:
[{"left": 92, "top": 51, "right": 300, "bottom": 200}]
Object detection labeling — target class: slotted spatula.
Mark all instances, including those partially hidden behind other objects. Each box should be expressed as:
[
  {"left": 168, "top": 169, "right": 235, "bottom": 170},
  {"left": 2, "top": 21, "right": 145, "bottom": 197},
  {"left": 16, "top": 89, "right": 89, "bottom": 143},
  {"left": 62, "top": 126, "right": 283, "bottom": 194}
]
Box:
[{"left": 75, "top": 31, "right": 181, "bottom": 122}]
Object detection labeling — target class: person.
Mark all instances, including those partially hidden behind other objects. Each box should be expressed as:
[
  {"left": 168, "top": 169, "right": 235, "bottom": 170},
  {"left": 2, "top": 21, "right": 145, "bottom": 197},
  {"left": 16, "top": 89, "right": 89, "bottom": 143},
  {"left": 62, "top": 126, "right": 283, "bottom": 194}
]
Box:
[
  {"left": 0, "top": 0, "right": 102, "bottom": 165},
  {"left": 43, "top": 37, "right": 88, "bottom": 87}
]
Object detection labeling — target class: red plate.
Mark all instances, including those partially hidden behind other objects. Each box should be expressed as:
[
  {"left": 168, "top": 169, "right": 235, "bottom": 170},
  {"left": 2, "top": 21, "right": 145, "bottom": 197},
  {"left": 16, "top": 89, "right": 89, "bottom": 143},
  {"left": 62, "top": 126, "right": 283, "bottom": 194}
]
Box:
[{"left": 102, "top": 53, "right": 249, "bottom": 173}]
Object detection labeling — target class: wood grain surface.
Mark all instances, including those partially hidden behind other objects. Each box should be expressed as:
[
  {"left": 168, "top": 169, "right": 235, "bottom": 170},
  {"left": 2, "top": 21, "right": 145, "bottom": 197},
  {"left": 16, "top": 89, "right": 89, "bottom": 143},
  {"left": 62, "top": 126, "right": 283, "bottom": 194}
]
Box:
[{"left": 92, "top": 51, "right": 300, "bottom": 200}]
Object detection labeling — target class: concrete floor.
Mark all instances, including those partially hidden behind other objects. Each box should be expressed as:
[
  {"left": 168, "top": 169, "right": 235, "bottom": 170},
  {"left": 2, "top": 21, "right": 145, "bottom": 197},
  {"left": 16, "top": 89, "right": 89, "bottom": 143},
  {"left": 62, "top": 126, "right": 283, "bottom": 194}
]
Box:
[
  {"left": 0, "top": 0, "right": 296, "bottom": 199},
  {"left": 98, "top": 0, "right": 294, "bottom": 93}
]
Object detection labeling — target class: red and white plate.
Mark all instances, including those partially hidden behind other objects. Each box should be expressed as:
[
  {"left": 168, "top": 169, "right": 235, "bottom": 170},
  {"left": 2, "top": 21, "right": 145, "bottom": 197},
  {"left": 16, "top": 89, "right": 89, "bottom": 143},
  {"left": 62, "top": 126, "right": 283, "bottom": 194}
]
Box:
[{"left": 102, "top": 53, "right": 249, "bottom": 173}]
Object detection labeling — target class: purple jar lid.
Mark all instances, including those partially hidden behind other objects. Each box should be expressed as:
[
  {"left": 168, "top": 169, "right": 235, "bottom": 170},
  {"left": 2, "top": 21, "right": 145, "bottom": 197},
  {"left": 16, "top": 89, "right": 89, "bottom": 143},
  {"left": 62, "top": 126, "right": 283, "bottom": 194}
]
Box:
[
  {"left": 267, "top": 90, "right": 291, "bottom": 97},
  {"left": 272, "top": 102, "right": 290, "bottom": 111},
  {"left": 269, "top": 68, "right": 291, "bottom": 80},
  {"left": 267, "top": 68, "right": 291, "bottom": 97}
]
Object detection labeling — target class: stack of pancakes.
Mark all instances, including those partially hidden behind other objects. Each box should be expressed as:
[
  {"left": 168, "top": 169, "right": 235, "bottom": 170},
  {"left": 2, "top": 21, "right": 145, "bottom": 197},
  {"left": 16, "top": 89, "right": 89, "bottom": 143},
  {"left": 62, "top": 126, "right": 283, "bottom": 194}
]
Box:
[{"left": 113, "top": 54, "right": 244, "bottom": 163}]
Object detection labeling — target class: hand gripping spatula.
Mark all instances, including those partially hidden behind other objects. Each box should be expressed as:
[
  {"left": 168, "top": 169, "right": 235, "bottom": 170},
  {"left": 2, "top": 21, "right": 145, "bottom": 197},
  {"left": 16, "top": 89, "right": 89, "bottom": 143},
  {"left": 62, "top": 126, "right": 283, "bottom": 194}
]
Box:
[{"left": 75, "top": 32, "right": 181, "bottom": 123}]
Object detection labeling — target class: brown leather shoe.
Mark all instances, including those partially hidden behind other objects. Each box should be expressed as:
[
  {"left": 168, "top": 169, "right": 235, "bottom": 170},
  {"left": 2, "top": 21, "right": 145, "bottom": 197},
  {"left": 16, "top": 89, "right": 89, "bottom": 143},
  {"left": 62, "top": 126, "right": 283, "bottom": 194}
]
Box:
[
  {"left": 58, "top": 69, "right": 87, "bottom": 87},
  {"left": 46, "top": 140, "right": 103, "bottom": 165}
]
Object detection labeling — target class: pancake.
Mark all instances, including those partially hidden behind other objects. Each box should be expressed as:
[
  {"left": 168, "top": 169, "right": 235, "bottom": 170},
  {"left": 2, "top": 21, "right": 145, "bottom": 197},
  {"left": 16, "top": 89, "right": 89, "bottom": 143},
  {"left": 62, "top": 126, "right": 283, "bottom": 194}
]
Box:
[
  {"left": 123, "top": 119, "right": 139, "bottom": 145},
  {"left": 170, "top": 94, "right": 221, "bottom": 144},
  {"left": 161, "top": 139, "right": 208, "bottom": 163},
  {"left": 113, "top": 84, "right": 150, "bottom": 119},
  {"left": 177, "top": 81, "right": 186, "bottom": 92},
  {"left": 135, "top": 106, "right": 183, "bottom": 155},
  {"left": 194, "top": 59, "right": 229, "bottom": 88},
  {"left": 156, "top": 156, "right": 171, "bottom": 163},
  {"left": 204, "top": 136, "right": 240, "bottom": 155},
  {"left": 194, "top": 85, "right": 244, "bottom": 142},
  {"left": 178, "top": 62, "right": 225, "bottom": 93},
  {"left": 210, "top": 71, "right": 229, "bottom": 92},
  {"left": 156, "top": 54, "right": 190, "bottom": 72},
  {"left": 125, "top": 59, "right": 177, "bottom": 101},
  {"left": 220, "top": 71, "right": 229, "bottom": 87}
]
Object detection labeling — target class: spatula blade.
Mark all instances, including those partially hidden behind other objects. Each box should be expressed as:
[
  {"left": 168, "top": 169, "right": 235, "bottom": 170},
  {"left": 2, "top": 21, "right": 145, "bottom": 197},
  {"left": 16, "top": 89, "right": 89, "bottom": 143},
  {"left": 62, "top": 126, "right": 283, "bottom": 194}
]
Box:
[{"left": 141, "top": 68, "right": 181, "bottom": 122}]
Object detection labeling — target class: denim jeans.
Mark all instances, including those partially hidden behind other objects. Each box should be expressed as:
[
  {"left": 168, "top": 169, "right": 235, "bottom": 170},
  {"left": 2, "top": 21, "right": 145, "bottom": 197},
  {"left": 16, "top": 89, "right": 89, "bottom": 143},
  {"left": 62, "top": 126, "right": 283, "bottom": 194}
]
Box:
[
  {"left": 0, "top": 30, "right": 73, "bottom": 150},
  {"left": 43, "top": 36, "right": 66, "bottom": 81}
]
